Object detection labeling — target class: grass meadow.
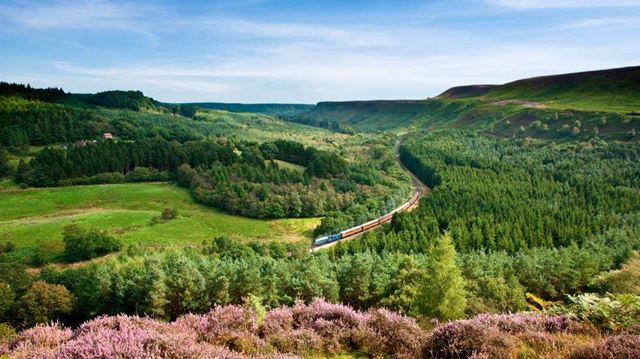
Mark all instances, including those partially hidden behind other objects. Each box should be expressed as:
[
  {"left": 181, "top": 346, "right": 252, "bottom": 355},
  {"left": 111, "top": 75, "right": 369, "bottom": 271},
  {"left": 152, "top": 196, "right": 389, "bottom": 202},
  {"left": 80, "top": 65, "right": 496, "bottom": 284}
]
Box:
[{"left": 0, "top": 182, "right": 319, "bottom": 264}]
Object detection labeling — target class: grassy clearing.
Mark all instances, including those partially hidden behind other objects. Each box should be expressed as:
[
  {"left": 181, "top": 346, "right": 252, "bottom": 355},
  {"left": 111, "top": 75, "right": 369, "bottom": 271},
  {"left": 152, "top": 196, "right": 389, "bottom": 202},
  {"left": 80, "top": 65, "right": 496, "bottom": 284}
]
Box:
[
  {"left": 0, "top": 178, "right": 19, "bottom": 190},
  {"left": 0, "top": 182, "right": 319, "bottom": 264},
  {"left": 272, "top": 159, "right": 305, "bottom": 173},
  {"left": 195, "top": 109, "right": 352, "bottom": 151}
]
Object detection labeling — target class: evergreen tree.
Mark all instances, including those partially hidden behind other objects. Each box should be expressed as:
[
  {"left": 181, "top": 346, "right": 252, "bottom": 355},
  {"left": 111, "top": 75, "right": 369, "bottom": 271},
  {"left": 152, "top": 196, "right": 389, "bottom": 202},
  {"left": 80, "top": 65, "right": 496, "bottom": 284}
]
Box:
[{"left": 416, "top": 233, "right": 467, "bottom": 320}]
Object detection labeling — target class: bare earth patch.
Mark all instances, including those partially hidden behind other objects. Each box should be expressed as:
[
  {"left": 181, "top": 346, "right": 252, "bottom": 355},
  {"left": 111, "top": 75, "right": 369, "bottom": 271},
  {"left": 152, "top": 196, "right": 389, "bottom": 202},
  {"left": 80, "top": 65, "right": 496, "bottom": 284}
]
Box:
[{"left": 493, "top": 99, "right": 546, "bottom": 108}]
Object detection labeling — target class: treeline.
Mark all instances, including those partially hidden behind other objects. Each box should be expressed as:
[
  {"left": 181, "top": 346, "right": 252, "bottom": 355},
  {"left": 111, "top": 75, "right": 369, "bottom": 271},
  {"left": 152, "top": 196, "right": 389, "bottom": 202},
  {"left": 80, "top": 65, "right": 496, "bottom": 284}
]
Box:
[
  {"left": 1, "top": 222, "right": 637, "bottom": 329},
  {"left": 0, "top": 83, "right": 211, "bottom": 146},
  {"left": 17, "top": 137, "right": 403, "bottom": 220},
  {"left": 77, "top": 90, "right": 155, "bottom": 110},
  {"left": 1, "top": 82, "right": 156, "bottom": 111},
  {"left": 0, "top": 82, "right": 66, "bottom": 102},
  {"left": 333, "top": 218, "right": 639, "bottom": 301},
  {"left": 283, "top": 116, "right": 355, "bottom": 134},
  {"left": 0, "top": 232, "right": 465, "bottom": 328},
  {"left": 180, "top": 139, "right": 399, "bottom": 219},
  {"left": 0, "top": 97, "right": 215, "bottom": 146},
  {"left": 16, "top": 137, "right": 234, "bottom": 187},
  {"left": 393, "top": 130, "right": 640, "bottom": 253},
  {"left": 0, "top": 150, "right": 10, "bottom": 176},
  {"left": 0, "top": 98, "right": 103, "bottom": 146}
]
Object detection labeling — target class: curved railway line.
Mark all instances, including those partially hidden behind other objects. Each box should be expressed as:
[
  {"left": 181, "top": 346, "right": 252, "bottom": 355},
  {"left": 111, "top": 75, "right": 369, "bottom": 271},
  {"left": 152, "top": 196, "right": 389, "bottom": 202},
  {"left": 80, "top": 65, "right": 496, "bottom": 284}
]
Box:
[{"left": 311, "top": 135, "right": 427, "bottom": 251}]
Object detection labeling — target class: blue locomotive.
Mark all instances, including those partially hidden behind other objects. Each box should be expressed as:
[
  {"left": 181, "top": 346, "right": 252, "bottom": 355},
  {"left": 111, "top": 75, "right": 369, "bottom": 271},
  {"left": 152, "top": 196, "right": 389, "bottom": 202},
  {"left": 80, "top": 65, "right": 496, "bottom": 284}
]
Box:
[{"left": 314, "top": 233, "right": 342, "bottom": 246}]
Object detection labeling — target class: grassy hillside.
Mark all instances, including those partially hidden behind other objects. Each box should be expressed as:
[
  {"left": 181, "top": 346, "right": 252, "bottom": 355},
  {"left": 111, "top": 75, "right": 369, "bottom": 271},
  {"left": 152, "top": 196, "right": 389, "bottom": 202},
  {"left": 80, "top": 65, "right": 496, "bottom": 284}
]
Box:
[
  {"left": 298, "top": 99, "right": 481, "bottom": 132},
  {"left": 193, "top": 109, "right": 349, "bottom": 150},
  {"left": 477, "top": 66, "right": 640, "bottom": 113},
  {"left": 0, "top": 182, "right": 318, "bottom": 264},
  {"left": 297, "top": 66, "right": 640, "bottom": 140},
  {"left": 438, "top": 84, "right": 499, "bottom": 99}
]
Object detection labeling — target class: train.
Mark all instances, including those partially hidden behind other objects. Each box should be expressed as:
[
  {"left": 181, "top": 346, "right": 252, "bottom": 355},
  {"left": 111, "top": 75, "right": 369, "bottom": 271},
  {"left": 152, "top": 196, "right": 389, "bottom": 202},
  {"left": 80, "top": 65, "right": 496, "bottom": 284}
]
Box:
[{"left": 313, "top": 190, "right": 421, "bottom": 247}]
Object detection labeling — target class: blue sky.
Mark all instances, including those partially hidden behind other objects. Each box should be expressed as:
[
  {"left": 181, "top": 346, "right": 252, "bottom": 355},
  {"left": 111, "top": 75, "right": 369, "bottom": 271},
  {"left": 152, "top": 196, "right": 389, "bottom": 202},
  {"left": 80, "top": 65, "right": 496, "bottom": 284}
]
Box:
[{"left": 1, "top": 0, "right": 639, "bottom": 103}]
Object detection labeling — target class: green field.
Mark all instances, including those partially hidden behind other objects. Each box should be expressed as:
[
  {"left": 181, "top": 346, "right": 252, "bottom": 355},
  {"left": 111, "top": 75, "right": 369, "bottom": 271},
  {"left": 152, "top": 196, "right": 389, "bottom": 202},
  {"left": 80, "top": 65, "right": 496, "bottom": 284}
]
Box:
[
  {"left": 272, "top": 159, "right": 305, "bottom": 172},
  {"left": 5, "top": 145, "right": 51, "bottom": 170},
  {"left": 0, "top": 182, "right": 319, "bottom": 264},
  {"left": 195, "top": 109, "right": 352, "bottom": 150}
]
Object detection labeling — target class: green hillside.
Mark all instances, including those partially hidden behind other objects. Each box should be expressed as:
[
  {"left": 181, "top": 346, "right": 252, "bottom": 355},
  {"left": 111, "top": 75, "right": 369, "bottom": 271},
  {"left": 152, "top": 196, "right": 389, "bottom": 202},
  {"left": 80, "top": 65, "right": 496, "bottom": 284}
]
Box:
[
  {"left": 185, "top": 102, "right": 314, "bottom": 117},
  {"left": 477, "top": 66, "right": 640, "bottom": 113},
  {"left": 298, "top": 99, "right": 479, "bottom": 131},
  {"left": 438, "top": 84, "right": 499, "bottom": 99},
  {"left": 296, "top": 66, "right": 640, "bottom": 140}
]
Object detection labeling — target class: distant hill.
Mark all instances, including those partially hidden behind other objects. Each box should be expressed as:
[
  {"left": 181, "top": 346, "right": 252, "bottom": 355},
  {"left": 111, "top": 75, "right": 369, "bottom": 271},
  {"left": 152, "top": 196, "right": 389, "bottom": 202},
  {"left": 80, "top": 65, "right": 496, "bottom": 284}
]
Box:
[
  {"left": 0, "top": 82, "right": 161, "bottom": 112},
  {"left": 438, "top": 85, "right": 499, "bottom": 99},
  {"left": 298, "top": 100, "right": 469, "bottom": 131},
  {"left": 185, "top": 102, "right": 314, "bottom": 117},
  {"left": 299, "top": 66, "right": 640, "bottom": 139},
  {"left": 72, "top": 90, "right": 157, "bottom": 111},
  {"left": 443, "top": 66, "right": 640, "bottom": 113}
]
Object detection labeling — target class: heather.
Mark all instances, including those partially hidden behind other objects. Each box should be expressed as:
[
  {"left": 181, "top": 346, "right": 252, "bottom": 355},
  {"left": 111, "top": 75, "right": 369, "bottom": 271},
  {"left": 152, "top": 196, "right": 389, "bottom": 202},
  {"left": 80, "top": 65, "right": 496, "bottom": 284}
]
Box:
[
  {"left": 424, "top": 313, "right": 603, "bottom": 359},
  {"left": 5, "top": 303, "right": 640, "bottom": 359},
  {"left": 1, "top": 299, "right": 425, "bottom": 358}
]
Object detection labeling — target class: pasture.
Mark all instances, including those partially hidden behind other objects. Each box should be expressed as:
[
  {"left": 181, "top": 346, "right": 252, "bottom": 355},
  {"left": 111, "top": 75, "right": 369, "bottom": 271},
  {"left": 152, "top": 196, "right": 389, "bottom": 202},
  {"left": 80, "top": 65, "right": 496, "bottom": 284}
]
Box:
[{"left": 0, "top": 182, "right": 319, "bottom": 264}]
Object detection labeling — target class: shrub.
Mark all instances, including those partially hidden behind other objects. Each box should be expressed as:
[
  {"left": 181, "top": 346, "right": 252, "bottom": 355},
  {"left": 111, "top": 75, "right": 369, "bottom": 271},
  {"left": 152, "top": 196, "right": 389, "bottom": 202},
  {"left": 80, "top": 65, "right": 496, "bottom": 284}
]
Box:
[
  {"left": 2, "top": 242, "right": 15, "bottom": 253},
  {"left": 290, "top": 299, "right": 368, "bottom": 352},
  {"left": 423, "top": 313, "right": 592, "bottom": 358},
  {"left": 32, "top": 241, "right": 62, "bottom": 266},
  {"left": 549, "top": 294, "right": 640, "bottom": 333},
  {"left": 569, "top": 334, "right": 640, "bottom": 359},
  {"left": 0, "top": 322, "right": 16, "bottom": 345},
  {"left": 177, "top": 304, "right": 265, "bottom": 353},
  {"left": 58, "top": 172, "right": 125, "bottom": 186},
  {"left": 18, "top": 281, "right": 74, "bottom": 327},
  {"left": 5, "top": 323, "right": 72, "bottom": 358},
  {"left": 596, "top": 252, "right": 640, "bottom": 295},
  {"left": 125, "top": 167, "right": 169, "bottom": 182},
  {"left": 357, "top": 308, "right": 424, "bottom": 358},
  {"left": 62, "top": 224, "right": 122, "bottom": 262},
  {"left": 0, "top": 283, "right": 13, "bottom": 320},
  {"left": 176, "top": 163, "right": 196, "bottom": 187},
  {"left": 161, "top": 208, "right": 178, "bottom": 221}
]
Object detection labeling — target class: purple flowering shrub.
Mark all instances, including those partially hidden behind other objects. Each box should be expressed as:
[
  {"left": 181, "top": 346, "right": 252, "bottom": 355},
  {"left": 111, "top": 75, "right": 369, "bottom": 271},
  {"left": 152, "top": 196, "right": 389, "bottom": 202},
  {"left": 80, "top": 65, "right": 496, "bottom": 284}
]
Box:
[
  {"left": 2, "top": 299, "right": 425, "bottom": 358},
  {"left": 423, "top": 313, "right": 596, "bottom": 358},
  {"left": 568, "top": 334, "right": 640, "bottom": 359},
  {"left": 176, "top": 304, "right": 266, "bottom": 354},
  {"left": 6, "top": 323, "right": 73, "bottom": 359},
  {"left": 356, "top": 308, "right": 426, "bottom": 358},
  {"left": 6, "top": 300, "right": 635, "bottom": 358}
]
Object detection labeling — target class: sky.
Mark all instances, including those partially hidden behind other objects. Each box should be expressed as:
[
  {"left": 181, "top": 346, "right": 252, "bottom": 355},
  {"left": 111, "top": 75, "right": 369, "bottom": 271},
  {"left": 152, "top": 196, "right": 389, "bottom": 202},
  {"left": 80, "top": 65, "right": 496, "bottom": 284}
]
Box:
[{"left": 0, "top": 0, "right": 639, "bottom": 103}]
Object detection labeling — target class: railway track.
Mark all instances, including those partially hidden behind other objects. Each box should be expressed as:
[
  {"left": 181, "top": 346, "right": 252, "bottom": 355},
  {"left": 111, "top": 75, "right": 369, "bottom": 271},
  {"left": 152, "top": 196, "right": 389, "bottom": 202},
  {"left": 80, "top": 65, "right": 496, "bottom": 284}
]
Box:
[{"left": 310, "top": 136, "right": 426, "bottom": 251}]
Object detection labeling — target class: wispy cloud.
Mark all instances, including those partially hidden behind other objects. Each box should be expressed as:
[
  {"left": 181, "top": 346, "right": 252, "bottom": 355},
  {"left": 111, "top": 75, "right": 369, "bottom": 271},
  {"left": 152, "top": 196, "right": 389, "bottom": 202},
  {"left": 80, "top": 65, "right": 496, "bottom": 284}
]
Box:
[
  {"left": 488, "top": 0, "right": 640, "bottom": 9},
  {"left": 185, "top": 18, "right": 394, "bottom": 48},
  {"left": 0, "top": 0, "right": 161, "bottom": 40},
  {"left": 50, "top": 41, "right": 631, "bottom": 102},
  {"left": 1, "top": 0, "right": 638, "bottom": 102}
]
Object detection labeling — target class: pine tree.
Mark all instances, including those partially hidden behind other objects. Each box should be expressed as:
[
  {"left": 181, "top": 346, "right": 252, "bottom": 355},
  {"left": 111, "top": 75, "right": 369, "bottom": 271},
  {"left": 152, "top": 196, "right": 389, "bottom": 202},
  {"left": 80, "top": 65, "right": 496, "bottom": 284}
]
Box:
[
  {"left": 144, "top": 259, "right": 169, "bottom": 320},
  {"left": 416, "top": 232, "right": 467, "bottom": 320}
]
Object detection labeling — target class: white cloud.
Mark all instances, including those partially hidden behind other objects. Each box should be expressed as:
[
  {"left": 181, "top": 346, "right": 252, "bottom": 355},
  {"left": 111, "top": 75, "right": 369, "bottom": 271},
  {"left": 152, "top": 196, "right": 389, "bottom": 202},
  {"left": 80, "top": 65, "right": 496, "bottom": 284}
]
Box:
[
  {"left": 181, "top": 17, "right": 394, "bottom": 48},
  {"left": 489, "top": 0, "right": 640, "bottom": 8},
  {"left": 2, "top": 1, "right": 638, "bottom": 102},
  {"left": 49, "top": 41, "right": 636, "bottom": 103},
  {"left": 0, "top": 0, "right": 160, "bottom": 39}
]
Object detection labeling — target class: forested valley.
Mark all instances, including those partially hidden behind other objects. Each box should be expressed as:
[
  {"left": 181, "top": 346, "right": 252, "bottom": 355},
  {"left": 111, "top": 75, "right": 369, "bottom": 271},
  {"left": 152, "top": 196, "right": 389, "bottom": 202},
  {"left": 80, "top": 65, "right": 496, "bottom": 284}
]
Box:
[{"left": 1, "top": 79, "right": 640, "bottom": 358}]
